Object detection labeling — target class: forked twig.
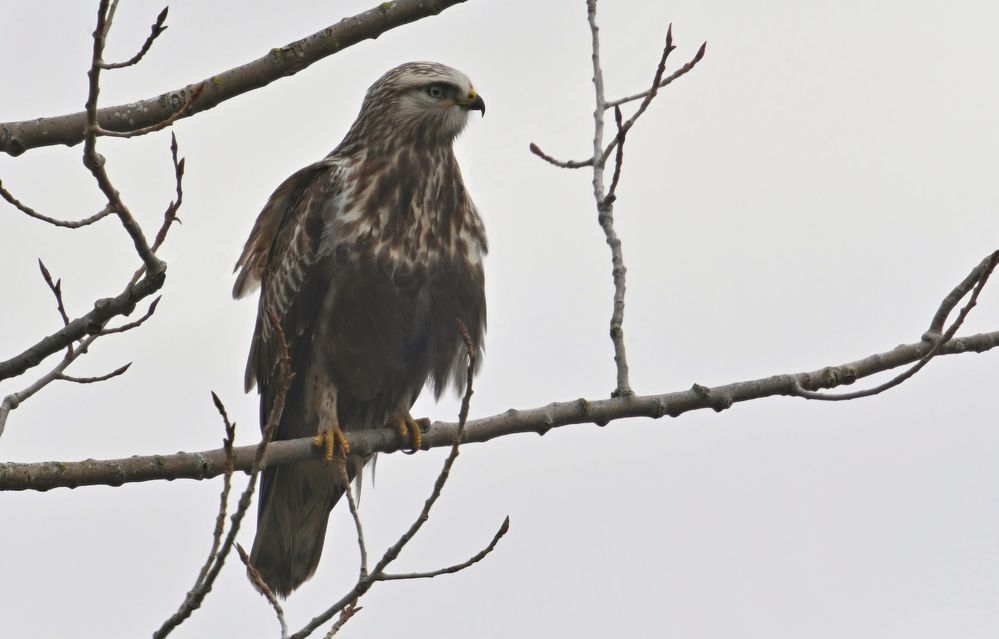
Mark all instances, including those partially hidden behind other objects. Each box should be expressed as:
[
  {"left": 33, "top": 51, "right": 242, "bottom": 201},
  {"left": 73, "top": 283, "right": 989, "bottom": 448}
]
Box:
[
  {"left": 793, "top": 250, "right": 999, "bottom": 401},
  {"left": 100, "top": 7, "right": 169, "bottom": 70}
]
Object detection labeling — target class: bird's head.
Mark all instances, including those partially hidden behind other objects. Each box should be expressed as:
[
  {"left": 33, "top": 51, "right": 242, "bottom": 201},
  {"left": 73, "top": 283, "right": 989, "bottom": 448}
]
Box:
[{"left": 352, "top": 62, "right": 485, "bottom": 147}]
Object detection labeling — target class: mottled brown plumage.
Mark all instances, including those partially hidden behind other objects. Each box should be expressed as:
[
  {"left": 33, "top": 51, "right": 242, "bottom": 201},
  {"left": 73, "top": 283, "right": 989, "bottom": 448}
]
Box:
[{"left": 233, "top": 62, "right": 486, "bottom": 596}]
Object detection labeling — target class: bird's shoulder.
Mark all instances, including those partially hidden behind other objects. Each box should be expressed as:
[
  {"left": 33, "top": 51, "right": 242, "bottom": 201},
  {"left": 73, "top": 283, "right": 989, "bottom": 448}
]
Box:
[{"left": 232, "top": 156, "right": 350, "bottom": 299}]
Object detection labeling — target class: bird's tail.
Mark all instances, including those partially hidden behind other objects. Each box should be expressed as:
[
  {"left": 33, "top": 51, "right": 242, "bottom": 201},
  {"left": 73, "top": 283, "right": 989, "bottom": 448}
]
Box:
[{"left": 249, "top": 458, "right": 358, "bottom": 597}]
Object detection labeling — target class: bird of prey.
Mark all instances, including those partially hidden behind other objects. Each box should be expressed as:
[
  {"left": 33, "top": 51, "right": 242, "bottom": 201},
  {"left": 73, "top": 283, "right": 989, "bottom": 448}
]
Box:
[{"left": 233, "top": 62, "right": 487, "bottom": 597}]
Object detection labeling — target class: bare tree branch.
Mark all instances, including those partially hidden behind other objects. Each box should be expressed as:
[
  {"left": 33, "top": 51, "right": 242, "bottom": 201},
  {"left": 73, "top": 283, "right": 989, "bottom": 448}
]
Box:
[
  {"left": 95, "top": 83, "right": 205, "bottom": 139},
  {"left": 152, "top": 133, "right": 185, "bottom": 253},
  {"left": 0, "top": 1, "right": 186, "bottom": 432},
  {"left": 56, "top": 362, "right": 131, "bottom": 385},
  {"left": 0, "top": 268, "right": 164, "bottom": 383},
  {"left": 288, "top": 319, "right": 496, "bottom": 639},
  {"left": 99, "top": 296, "right": 161, "bottom": 335},
  {"left": 196, "top": 392, "right": 237, "bottom": 588},
  {"left": 236, "top": 544, "right": 288, "bottom": 639},
  {"left": 153, "top": 310, "right": 292, "bottom": 638},
  {"left": 322, "top": 601, "right": 362, "bottom": 639},
  {"left": 378, "top": 516, "right": 509, "bottom": 581},
  {"left": 598, "top": 23, "right": 680, "bottom": 167},
  {"left": 793, "top": 250, "right": 999, "bottom": 401},
  {"left": 0, "top": 331, "right": 101, "bottom": 437},
  {"left": 0, "top": 0, "right": 472, "bottom": 157},
  {"left": 37, "top": 260, "right": 72, "bottom": 341},
  {"left": 100, "top": 6, "right": 168, "bottom": 70},
  {"left": 587, "top": 0, "right": 633, "bottom": 397},
  {"left": 527, "top": 142, "right": 593, "bottom": 169},
  {"left": 0, "top": 181, "right": 113, "bottom": 228},
  {"left": 606, "top": 106, "right": 626, "bottom": 201},
  {"left": 83, "top": 1, "right": 163, "bottom": 274},
  {"left": 1, "top": 66, "right": 185, "bottom": 390},
  {"left": 925, "top": 252, "right": 996, "bottom": 338},
  {"left": 5, "top": 324, "right": 999, "bottom": 492},
  {"left": 604, "top": 40, "right": 707, "bottom": 109},
  {"left": 338, "top": 456, "right": 369, "bottom": 580}
]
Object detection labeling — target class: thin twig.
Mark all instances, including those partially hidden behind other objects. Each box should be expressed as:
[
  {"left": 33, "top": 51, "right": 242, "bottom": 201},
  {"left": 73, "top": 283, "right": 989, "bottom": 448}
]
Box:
[
  {"left": 378, "top": 516, "right": 509, "bottom": 581},
  {"left": 105, "top": 0, "right": 120, "bottom": 30},
  {"left": 368, "top": 319, "right": 477, "bottom": 575},
  {"left": 126, "top": 133, "right": 186, "bottom": 290},
  {"left": 95, "top": 83, "right": 205, "bottom": 140},
  {"left": 153, "top": 309, "right": 292, "bottom": 639},
  {"left": 605, "top": 106, "right": 626, "bottom": 202},
  {"left": 37, "top": 260, "right": 71, "bottom": 329},
  {"left": 289, "top": 319, "right": 489, "bottom": 639},
  {"left": 83, "top": 0, "right": 162, "bottom": 274},
  {"left": 56, "top": 363, "right": 131, "bottom": 384},
  {"left": 151, "top": 133, "right": 185, "bottom": 253},
  {"left": 0, "top": 332, "right": 101, "bottom": 437},
  {"left": 194, "top": 392, "right": 237, "bottom": 589},
  {"left": 793, "top": 250, "right": 999, "bottom": 401},
  {"left": 599, "top": 24, "right": 674, "bottom": 169},
  {"left": 236, "top": 544, "right": 288, "bottom": 639},
  {"left": 0, "top": 264, "right": 164, "bottom": 383},
  {"left": 338, "top": 456, "right": 369, "bottom": 579},
  {"left": 323, "top": 601, "right": 362, "bottom": 639},
  {"left": 0, "top": 181, "right": 113, "bottom": 228},
  {"left": 925, "top": 252, "right": 996, "bottom": 337},
  {"left": 99, "top": 296, "right": 161, "bottom": 335},
  {"left": 100, "top": 7, "right": 168, "bottom": 69},
  {"left": 605, "top": 40, "right": 707, "bottom": 109},
  {"left": 527, "top": 143, "right": 594, "bottom": 169}
]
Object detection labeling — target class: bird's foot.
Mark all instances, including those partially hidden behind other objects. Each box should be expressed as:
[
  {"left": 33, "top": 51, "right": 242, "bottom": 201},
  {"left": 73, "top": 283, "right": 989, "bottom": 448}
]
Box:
[
  {"left": 313, "top": 424, "right": 349, "bottom": 462},
  {"left": 391, "top": 414, "right": 429, "bottom": 453}
]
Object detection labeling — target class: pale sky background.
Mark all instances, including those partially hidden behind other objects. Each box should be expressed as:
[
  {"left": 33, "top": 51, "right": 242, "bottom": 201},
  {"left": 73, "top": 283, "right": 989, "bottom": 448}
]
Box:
[{"left": 2, "top": 1, "right": 999, "bottom": 637}]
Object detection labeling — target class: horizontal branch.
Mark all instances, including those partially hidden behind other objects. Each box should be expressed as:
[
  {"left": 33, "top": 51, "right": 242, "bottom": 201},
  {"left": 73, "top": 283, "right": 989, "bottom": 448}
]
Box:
[
  {"left": 0, "top": 0, "right": 469, "bottom": 156},
  {"left": 4, "top": 328, "right": 998, "bottom": 492}
]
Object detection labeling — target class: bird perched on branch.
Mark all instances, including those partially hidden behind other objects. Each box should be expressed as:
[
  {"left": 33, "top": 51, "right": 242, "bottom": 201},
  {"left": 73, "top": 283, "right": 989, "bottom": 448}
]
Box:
[{"left": 233, "top": 62, "right": 487, "bottom": 597}]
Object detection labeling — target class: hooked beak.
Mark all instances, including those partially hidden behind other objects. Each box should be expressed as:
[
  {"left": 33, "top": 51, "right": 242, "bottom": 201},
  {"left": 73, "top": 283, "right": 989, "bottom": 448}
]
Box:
[{"left": 461, "top": 90, "right": 486, "bottom": 116}]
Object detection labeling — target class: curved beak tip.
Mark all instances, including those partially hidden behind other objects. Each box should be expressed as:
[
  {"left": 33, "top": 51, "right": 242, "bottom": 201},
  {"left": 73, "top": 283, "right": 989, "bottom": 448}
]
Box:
[{"left": 467, "top": 94, "right": 486, "bottom": 116}]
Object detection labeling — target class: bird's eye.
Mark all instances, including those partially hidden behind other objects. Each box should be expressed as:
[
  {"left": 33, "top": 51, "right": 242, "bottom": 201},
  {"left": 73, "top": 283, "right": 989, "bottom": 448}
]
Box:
[{"left": 426, "top": 84, "right": 446, "bottom": 99}]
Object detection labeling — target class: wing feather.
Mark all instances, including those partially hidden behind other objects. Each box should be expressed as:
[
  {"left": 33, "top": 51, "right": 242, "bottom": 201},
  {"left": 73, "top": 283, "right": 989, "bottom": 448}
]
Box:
[{"left": 234, "top": 158, "right": 346, "bottom": 396}]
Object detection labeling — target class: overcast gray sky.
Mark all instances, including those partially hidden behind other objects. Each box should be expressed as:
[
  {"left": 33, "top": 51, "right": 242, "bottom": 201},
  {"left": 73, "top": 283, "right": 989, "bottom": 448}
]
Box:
[{"left": 3, "top": 0, "right": 999, "bottom": 637}]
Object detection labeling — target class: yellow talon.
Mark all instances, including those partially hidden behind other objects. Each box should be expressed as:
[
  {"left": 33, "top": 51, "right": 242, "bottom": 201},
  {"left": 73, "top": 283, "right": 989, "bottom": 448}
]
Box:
[
  {"left": 392, "top": 415, "right": 424, "bottom": 452},
  {"left": 313, "top": 425, "right": 349, "bottom": 462}
]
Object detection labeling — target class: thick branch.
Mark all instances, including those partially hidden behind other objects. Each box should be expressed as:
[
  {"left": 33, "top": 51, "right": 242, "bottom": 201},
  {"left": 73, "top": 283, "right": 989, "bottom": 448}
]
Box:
[
  {"left": 5, "top": 328, "right": 999, "bottom": 492},
  {"left": 0, "top": 0, "right": 470, "bottom": 156}
]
